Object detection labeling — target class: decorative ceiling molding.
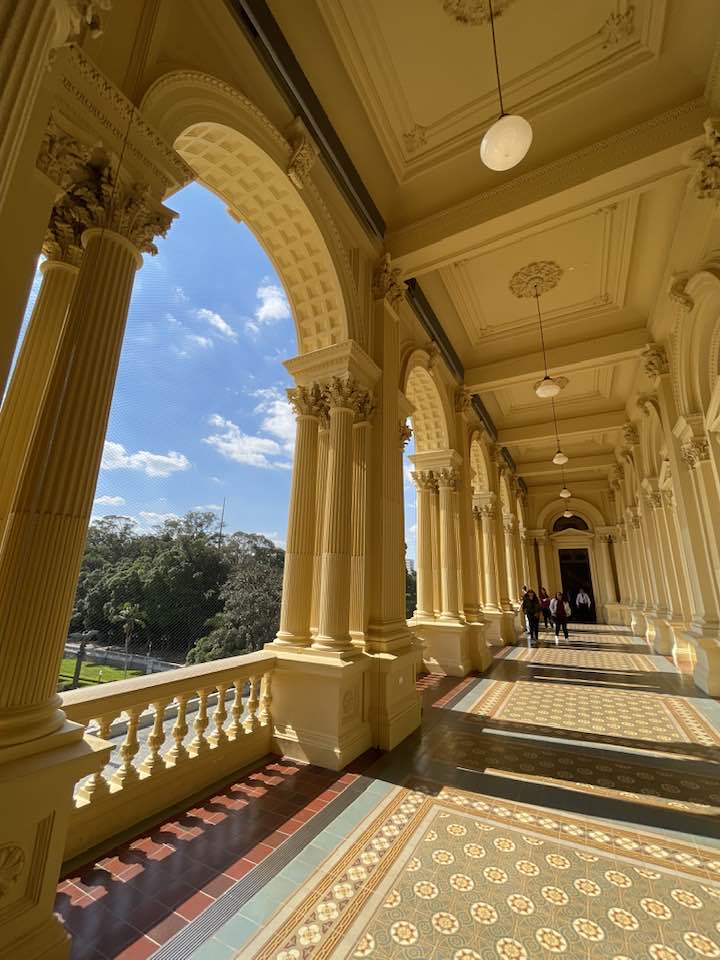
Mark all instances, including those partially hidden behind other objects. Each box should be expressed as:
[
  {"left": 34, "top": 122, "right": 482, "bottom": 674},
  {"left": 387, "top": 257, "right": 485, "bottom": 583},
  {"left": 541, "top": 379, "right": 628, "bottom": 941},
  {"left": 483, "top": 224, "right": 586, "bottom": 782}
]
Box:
[
  {"left": 439, "top": 0, "right": 516, "bottom": 27},
  {"left": 509, "top": 260, "right": 563, "bottom": 298},
  {"left": 316, "top": 0, "right": 667, "bottom": 182}
]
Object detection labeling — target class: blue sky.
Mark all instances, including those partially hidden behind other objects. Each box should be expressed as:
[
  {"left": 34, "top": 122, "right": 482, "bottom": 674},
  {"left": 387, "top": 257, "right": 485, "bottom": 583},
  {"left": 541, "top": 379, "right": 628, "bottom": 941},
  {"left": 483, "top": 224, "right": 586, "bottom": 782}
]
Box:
[{"left": 15, "top": 181, "right": 417, "bottom": 557}]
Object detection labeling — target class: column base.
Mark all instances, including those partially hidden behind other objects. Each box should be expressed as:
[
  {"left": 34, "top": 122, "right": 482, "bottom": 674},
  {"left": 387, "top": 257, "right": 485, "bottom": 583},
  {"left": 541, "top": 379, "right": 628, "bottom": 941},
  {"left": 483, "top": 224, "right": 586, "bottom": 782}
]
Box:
[
  {"left": 0, "top": 721, "right": 110, "bottom": 960},
  {"left": 467, "top": 621, "right": 491, "bottom": 672},
  {"left": 629, "top": 606, "right": 647, "bottom": 637},
  {"left": 685, "top": 625, "right": 720, "bottom": 695},
  {"left": 603, "top": 602, "right": 625, "bottom": 625},
  {"left": 651, "top": 616, "right": 675, "bottom": 655},
  {"left": 366, "top": 642, "right": 422, "bottom": 751},
  {"left": 409, "top": 618, "right": 471, "bottom": 677},
  {"left": 270, "top": 648, "right": 372, "bottom": 770},
  {"left": 482, "top": 608, "right": 516, "bottom": 646}
]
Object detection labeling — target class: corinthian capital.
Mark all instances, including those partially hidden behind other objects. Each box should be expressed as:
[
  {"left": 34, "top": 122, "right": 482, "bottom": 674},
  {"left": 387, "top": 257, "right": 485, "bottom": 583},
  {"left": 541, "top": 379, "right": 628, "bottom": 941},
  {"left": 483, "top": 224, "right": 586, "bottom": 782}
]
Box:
[
  {"left": 372, "top": 254, "right": 405, "bottom": 306},
  {"left": 480, "top": 503, "right": 496, "bottom": 521},
  {"left": 287, "top": 384, "right": 324, "bottom": 418},
  {"left": 691, "top": 118, "right": 720, "bottom": 201},
  {"left": 36, "top": 117, "right": 91, "bottom": 193},
  {"left": 323, "top": 376, "right": 372, "bottom": 417},
  {"left": 399, "top": 422, "right": 413, "bottom": 448},
  {"left": 412, "top": 470, "right": 436, "bottom": 492},
  {"left": 59, "top": 0, "right": 113, "bottom": 39},
  {"left": 286, "top": 118, "right": 319, "bottom": 190},
  {"left": 455, "top": 387, "right": 472, "bottom": 414},
  {"left": 622, "top": 421, "right": 639, "bottom": 446},
  {"left": 43, "top": 198, "right": 84, "bottom": 267},
  {"left": 680, "top": 437, "right": 710, "bottom": 469},
  {"left": 642, "top": 342, "right": 669, "bottom": 381},
  {"left": 436, "top": 468, "right": 458, "bottom": 490},
  {"left": 67, "top": 158, "right": 175, "bottom": 254}
]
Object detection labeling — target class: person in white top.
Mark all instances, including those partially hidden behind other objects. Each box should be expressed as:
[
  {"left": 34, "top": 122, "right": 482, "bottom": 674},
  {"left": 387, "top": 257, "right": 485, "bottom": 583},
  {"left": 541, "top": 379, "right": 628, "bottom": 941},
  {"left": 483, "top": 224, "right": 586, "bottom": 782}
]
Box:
[
  {"left": 549, "top": 592, "right": 571, "bottom": 639},
  {"left": 575, "top": 588, "right": 592, "bottom": 623}
]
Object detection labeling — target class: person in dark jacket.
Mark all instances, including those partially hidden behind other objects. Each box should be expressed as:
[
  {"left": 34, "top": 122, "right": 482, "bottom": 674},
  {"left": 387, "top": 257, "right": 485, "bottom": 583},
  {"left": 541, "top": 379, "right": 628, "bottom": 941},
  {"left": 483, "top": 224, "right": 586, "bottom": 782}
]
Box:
[
  {"left": 522, "top": 589, "right": 542, "bottom": 645},
  {"left": 549, "top": 592, "right": 571, "bottom": 639},
  {"left": 539, "top": 587, "right": 551, "bottom": 628}
]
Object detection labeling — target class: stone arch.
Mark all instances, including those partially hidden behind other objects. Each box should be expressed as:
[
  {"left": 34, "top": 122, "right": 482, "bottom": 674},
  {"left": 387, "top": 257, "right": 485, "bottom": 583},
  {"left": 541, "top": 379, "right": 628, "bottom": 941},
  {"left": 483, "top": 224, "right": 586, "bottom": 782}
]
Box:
[
  {"left": 469, "top": 431, "right": 492, "bottom": 495},
  {"left": 140, "top": 71, "right": 359, "bottom": 355},
  {"left": 402, "top": 351, "right": 451, "bottom": 453},
  {"left": 536, "top": 497, "right": 605, "bottom": 532},
  {"left": 673, "top": 266, "right": 720, "bottom": 417},
  {"left": 498, "top": 471, "right": 512, "bottom": 514}
]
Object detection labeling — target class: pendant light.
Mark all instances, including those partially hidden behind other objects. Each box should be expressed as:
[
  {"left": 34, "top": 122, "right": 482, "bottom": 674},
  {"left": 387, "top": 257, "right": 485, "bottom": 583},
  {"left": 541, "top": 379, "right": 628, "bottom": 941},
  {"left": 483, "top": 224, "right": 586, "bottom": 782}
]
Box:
[
  {"left": 563, "top": 508, "right": 574, "bottom": 518},
  {"left": 480, "top": 0, "right": 533, "bottom": 171},
  {"left": 549, "top": 397, "right": 569, "bottom": 466},
  {"left": 532, "top": 286, "right": 562, "bottom": 398},
  {"left": 559, "top": 486, "right": 572, "bottom": 499}
]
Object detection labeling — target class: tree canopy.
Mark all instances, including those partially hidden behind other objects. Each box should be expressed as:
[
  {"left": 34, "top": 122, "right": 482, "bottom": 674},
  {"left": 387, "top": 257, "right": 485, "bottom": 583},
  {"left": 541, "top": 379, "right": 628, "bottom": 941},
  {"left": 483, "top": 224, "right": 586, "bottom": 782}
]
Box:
[{"left": 71, "top": 512, "right": 284, "bottom": 664}]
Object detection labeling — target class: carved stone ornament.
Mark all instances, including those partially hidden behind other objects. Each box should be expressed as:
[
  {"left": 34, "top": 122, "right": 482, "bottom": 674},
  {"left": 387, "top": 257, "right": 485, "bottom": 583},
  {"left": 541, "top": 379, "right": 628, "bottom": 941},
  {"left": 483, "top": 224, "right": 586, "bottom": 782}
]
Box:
[
  {"left": 287, "top": 384, "right": 324, "bottom": 419},
  {"left": 323, "top": 376, "right": 371, "bottom": 416},
  {"left": 645, "top": 490, "right": 663, "bottom": 510},
  {"left": 399, "top": 422, "right": 413, "bottom": 447},
  {"left": 662, "top": 487, "right": 675, "bottom": 508},
  {"left": 480, "top": 502, "right": 496, "bottom": 520},
  {"left": 642, "top": 342, "right": 669, "bottom": 380},
  {"left": 622, "top": 421, "right": 640, "bottom": 446},
  {"left": 503, "top": 514, "right": 516, "bottom": 533},
  {"left": 65, "top": 156, "right": 176, "bottom": 255},
  {"left": 440, "top": 0, "right": 516, "bottom": 26},
  {"left": 36, "top": 117, "right": 91, "bottom": 192},
  {"left": 412, "top": 470, "right": 436, "bottom": 491},
  {"left": 680, "top": 437, "right": 710, "bottom": 469},
  {"left": 425, "top": 342, "right": 440, "bottom": 371},
  {"left": 607, "top": 488, "right": 616, "bottom": 503},
  {"left": 691, "top": 118, "right": 720, "bottom": 202},
  {"left": 0, "top": 843, "right": 25, "bottom": 901},
  {"left": 436, "top": 467, "right": 459, "bottom": 489},
  {"left": 668, "top": 274, "right": 694, "bottom": 313},
  {"left": 286, "top": 117, "right": 319, "bottom": 190},
  {"left": 599, "top": 5, "right": 635, "bottom": 48},
  {"left": 44, "top": 197, "right": 84, "bottom": 267},
  {"left": 455, "top": 387, "right": 472, "bottom": 414},
  {"left": 403, "top": 125, "right": 428, "bottom": 154},
  {"left": 372, "top": 254, "right": 405, "bottom": 306},
  {"left": 509, "top": 260, "right": 563, "bottom": 299},
  {"left": 65, "top": 0, "right": 113, "bottom": 40}
]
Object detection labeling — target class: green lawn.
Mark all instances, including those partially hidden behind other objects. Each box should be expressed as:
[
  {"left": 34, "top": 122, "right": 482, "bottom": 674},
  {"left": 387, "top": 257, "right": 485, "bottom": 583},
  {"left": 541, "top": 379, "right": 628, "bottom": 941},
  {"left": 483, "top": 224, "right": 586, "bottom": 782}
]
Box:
[{"left": 58, "top": 658, "right": 143, "bottom": 687}]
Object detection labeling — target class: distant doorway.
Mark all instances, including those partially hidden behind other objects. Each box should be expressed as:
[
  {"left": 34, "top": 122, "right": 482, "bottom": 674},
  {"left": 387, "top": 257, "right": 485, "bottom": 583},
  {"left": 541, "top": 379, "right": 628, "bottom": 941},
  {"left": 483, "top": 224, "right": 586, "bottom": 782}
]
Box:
[{"left": 558, "top": 548, "right": 595, "bottom": 623}]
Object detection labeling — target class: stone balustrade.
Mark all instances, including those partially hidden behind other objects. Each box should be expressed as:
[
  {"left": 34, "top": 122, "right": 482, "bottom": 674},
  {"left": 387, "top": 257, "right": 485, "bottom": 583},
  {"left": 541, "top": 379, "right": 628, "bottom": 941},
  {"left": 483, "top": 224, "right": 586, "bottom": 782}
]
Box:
[{"left": 60, "top": 651, "right": 275, "bottom": 864}]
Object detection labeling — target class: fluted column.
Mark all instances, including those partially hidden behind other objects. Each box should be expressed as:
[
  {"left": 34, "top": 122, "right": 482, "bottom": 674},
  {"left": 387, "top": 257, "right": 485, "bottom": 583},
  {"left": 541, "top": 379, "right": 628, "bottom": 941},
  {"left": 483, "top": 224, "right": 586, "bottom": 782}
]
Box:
[
  {"left": 0, "top": 172, "right": 175, "bottom": 747},
  {"left": 349, "top": 395, "right": 374, "bottom": 642},
  {"left": 659, "top": 488, "right": 692, "bottom": 626},
  {"left": 429, "top": 481, "right": 442, "bottom": 616},
  {"left": 0, "top": 204, "right": 84, "bottom": 542},
  {"left": 644, "top": 490, "right": 673, "bottom": 619},
  {"left": 481, "top": 503, "right": 501, "bottom": 611},
  {"left": 473, "top": 506, "right": 485, "bottom": 608},
  {"left": 313, "top": 378, "right": 370, "bottom": 652},
  {"left": 520, "top": 533, "right": 532, "bottom": 590},
  {"left": 503, "top": 515, "right": 518, "bottom": 602},
  {"left": 412, "top": 471, "right": 436, "bottom": 619},
  {"left": 437, "top": 468, "right": 461, "bottom": 620},
  {"left": 310, "top": 417, "right": 329, "bottom": 635},
  {"left": 275, "top": 385, "right": 322, "bottom": 646}
]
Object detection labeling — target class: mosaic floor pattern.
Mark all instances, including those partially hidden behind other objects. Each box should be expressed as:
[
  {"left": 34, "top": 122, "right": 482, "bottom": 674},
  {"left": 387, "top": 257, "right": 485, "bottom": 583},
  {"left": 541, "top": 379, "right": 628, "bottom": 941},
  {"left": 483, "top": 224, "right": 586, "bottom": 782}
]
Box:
[{"left": 56, "top": 626, "right": 720, "bottom": 959}]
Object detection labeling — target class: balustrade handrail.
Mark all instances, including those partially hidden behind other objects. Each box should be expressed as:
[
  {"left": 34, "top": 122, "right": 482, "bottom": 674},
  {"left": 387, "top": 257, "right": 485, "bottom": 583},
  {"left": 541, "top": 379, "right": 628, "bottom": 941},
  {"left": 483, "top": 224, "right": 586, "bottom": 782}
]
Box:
[{"left": 61, "top": 649, "right": 277, "bottom": 722}]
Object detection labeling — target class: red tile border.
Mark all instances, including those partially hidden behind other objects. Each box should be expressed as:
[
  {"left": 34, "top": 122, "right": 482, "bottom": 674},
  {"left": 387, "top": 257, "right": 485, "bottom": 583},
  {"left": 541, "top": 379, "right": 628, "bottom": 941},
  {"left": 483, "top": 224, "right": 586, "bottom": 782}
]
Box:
[
  {"left": 113, "top": 935, "right": 158, "bottom": 960},
  {"left": 175, "top": 890, "right": 214, "bottom": 921}
]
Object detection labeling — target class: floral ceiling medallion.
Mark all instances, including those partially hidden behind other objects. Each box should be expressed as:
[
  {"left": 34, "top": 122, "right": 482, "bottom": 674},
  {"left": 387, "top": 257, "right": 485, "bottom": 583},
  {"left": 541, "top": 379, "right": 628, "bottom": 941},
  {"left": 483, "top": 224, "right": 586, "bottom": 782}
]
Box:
[
  {"left": 440, "top": 0, "right": 516, "bottom": 27},
  {"left": 509, "top": 260, "right": 563, "bottom": 299}
]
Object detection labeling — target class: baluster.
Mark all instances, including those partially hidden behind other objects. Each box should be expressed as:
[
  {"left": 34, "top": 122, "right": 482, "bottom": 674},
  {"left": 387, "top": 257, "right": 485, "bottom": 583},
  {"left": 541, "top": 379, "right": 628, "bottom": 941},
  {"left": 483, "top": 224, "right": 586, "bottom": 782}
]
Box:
[
  {"left": 189, "top": 688, "right": 210, "bottom": 756},
  {"left": 210, "top": 682, "right": 229, "bottom": 747},
  {"left": 228, "top": 678, "right": 245, "bottom": 740},
  {"left": 259, "top": 672, "right": 272, "bottom": 726},
  {"left": 166, "top": 692, "right": 189, "bottom": 765},
  {"left": 243, "top": 676, "right": 260, "bottom": 734},
  {"left": 111, "top": 705, "right": 143, "bottom": 787},
  {"left": 78, "top": 713, "right": 114, "bottom": 803},
  {"left": 140, "top": 700, "right": 169, "bottom": 776}
]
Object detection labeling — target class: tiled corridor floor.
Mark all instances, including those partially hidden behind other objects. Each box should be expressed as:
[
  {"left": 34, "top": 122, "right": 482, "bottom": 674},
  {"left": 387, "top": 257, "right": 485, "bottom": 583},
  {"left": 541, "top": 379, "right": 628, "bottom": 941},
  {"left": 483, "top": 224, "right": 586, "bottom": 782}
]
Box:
[{"left": 56, "top": 625, "right": 720, "bottom": 959}]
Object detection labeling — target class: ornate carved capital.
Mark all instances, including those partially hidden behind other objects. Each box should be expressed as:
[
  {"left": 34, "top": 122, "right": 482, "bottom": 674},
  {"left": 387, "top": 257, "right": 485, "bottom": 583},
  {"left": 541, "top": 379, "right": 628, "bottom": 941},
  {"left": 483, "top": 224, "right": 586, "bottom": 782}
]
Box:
[
  {"left": 503, "top": 515, "right": 516, "bottom": 533},
  {"left": 399, "top": 422, "right": 413, "bottom": 448},
  {"left": 642, "top": 342, "right": 669, "bottom": 380},
  {"left": 372, "top": 254, "right": 405, "bottom": 306},
  {"left": 472, "top": 505, "right": 482, "bottom": 522},
  {"left": 622, "top": 421, "right": 640, "bottom": 446},
  {"left": 662, "top": 487, "right": 675, "bottom": 508},
  {"left": 323, "top": 376, "right": 372, "bottom": 417},
  {"left": 62, "top": 0, "right": 113, "bottom": 39},
  {"left": 691, "top": 117, "right": 720, "bottom": 201},
  {"left": 599, "top": 6, "right": 635, "bottom": 48},
  {"left": 286, "top": 118, "right": 319, "bottom": 190},
  {"left": 599, "top": 533, "right": 613, "bottom": 544},
  {"left": 680, "top": 437, "right": 710, "bottom": 469},
  {"left": 436, "top": 468, "right": 458, "bottom": 490},
  {"left": 66, "top": 157, "right": 175, "bottom": 254},
  {"left": 645, "top": 490, "right": 663, "bottom": 510},
  {"left": 668, "top": 274, "right": 694, "bottom": 313},
  {"left": 412, "top": 470, "right": 436, "bottom": 492},
  {"left": 0, "top": 843, "right": 25, "bottom": 902},
  {"left": 480, "top": 503, "right": 496, "bottom": 521},
  {"left": 607, "top": 488, "right": 616, "bottom": 503},
  {"left": 44, "top": 197, "right": 84, "bottom": 266},
  {"left": 287, "top": 384, "right": 324, "bottom": 419}
]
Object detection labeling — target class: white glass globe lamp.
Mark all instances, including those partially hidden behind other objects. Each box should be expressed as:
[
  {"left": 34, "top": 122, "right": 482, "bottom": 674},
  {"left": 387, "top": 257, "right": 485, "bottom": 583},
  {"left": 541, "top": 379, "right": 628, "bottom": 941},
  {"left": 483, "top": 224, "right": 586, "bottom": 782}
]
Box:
[
  {"left": 559, "top": 486, "right": 572, "bottom": 499},
  {"left": 480, "top": 114, "right": 533, "bottom": 171},
  {"left": 534, "top": 375, "right": 561, "bottom": 399},
  {"left": 563, "top": 509, "right": 573, "bottom": 518},
  {"left": 552, "top": 449, "right": 568, "bottom": 466}
]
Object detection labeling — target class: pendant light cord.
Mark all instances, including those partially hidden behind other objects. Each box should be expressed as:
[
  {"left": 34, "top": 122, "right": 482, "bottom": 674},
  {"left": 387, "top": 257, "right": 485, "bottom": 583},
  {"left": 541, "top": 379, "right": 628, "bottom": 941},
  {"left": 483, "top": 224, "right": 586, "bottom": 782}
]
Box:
[
  {"left": 488, "top": 0, "right": 506, "bottom": 117},
  {"left": 534, "top": 288, "right": 551, "bottom": 379}
]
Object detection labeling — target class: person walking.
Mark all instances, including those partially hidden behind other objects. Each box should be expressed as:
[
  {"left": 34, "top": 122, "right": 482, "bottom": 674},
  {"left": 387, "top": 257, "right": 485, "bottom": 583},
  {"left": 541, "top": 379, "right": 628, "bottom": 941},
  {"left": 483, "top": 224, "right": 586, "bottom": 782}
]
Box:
[
  {"left": 539, "top": 587, "right": 551, "bottom": 628},
  {"left": 522, "top": 589, "right": 541, "bottom": 645},
  {"left": 575, "top": 587, "right": 592, "bottom": 623},
  {"left": 550, "top": 591, "right": 571, "bottom": 640}
]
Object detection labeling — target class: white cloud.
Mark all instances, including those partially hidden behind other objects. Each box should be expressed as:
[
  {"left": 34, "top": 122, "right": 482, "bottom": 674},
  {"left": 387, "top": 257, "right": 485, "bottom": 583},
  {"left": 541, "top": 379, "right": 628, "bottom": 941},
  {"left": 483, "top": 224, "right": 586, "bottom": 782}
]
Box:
[
  {"left": 203, "top": 414, "right": 286, "bottom": 470},
  {"left": 194, "top": 503, "right": 223, "bottom": 511},
  {"left": 196, "top": 307, "right": 237, "bottom": 341},
  {"left": 256, "top": 530, "right": 287, "bottom": 549},
  {"left": 254, "top": 387, "right": 295, "bottom": 454},
  {"left": 94, "top": 495, "right": 125, "bottom": 506},
  {"left": 187, "top": 334, "right": 213, "bottom": 349},
  {"left": 135, "top": 511, "right": 179, "bottom": 530},
  {"left": 101, "top": 441, "right": 191, "bottom": 478},
  {"left": 245, "top": 281, "right": 291, "bottom": 334}
]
